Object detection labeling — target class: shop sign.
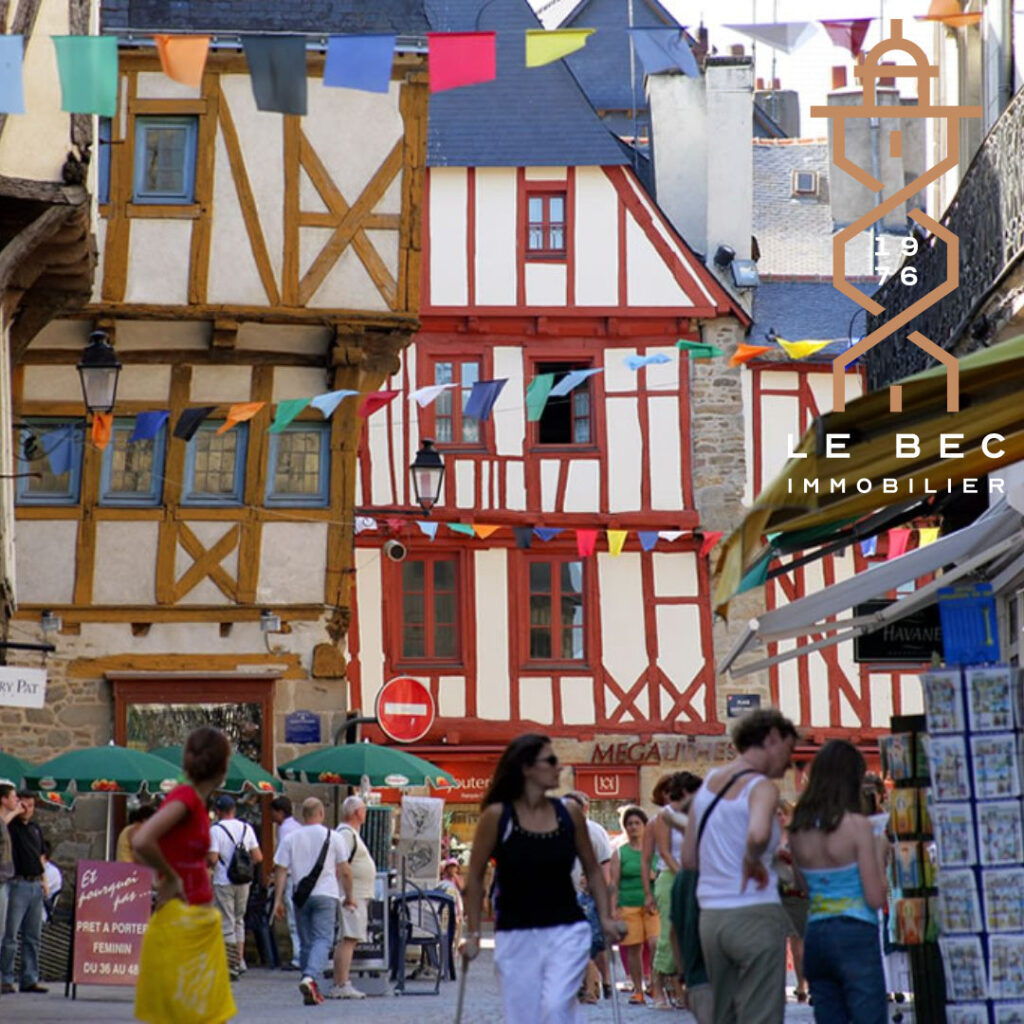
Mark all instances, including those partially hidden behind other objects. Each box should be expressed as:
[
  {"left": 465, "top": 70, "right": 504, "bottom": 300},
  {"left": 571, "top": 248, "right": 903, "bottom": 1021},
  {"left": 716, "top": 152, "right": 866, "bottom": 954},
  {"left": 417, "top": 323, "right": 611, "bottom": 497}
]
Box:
[
  {"left": 72, "top": 861, "right": 153, "bottom": 986},
  {"left": 590, "top": 737, "right": 734, "bottom": 765},
  {"left": 573, "top": 766, "right": 639, "bottom": 802},
  {"left": 284, "top": 710, "right": 321, "bottom": 744},
  {"left": 853, "top": 601, "right": 943, "bottom": 663},
  {"left": 430, "top": 759, "right": 494, "bottom": 803},
  {"left": 0, "top": 666, "right": 46, "bottom": 709}
]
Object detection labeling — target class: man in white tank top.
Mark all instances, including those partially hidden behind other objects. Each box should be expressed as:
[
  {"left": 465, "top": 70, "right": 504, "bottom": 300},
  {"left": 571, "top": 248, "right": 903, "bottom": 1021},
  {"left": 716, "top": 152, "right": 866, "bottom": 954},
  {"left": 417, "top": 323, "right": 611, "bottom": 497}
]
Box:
[{"left": 681, "top": 708, "right": 798, "bottom": 1024}]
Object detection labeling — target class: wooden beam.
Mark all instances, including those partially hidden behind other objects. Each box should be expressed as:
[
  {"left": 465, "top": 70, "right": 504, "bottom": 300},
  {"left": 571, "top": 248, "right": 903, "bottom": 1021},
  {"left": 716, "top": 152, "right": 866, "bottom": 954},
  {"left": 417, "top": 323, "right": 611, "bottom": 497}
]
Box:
[
  {"left": 217, "top": 90, "right": 281, "bottom": 306},
  {"left": 156, "top": 365, "right": 190, "bottom": 604},
  {"left": 398, "top": 75, "right": 428, "bottom": 314},
  {"left": 0, "top": 177, "right": 86, "bottom": 204},
  {"left": 20, "top": 348, "right": 326, "bottom": 368},
  {"left": 188, "top": 70, "right": 219, "bottom": 305},
  {"left": 297, "top": 212, "right": 400, "bottom": 231},
  {"left": 126, "top": 203, "right": 201, "bottom": 220},
  {"left": 101, "top": 70, "right": 136, "bottom": 303},
  {"left": 236, "top": 364, "right": 273, "bottom": 603},
  {"left": 76, "top": 301, "right": 419, "bottom": 329},
  {"left": 13, "top": 604, "right": 326, "bottom": 623},
  {"left": 172, "top": 521, "right": 240, "bottom": 602},
  {"left": 282, "top": 115, "right": 300, "bottom": 306}
]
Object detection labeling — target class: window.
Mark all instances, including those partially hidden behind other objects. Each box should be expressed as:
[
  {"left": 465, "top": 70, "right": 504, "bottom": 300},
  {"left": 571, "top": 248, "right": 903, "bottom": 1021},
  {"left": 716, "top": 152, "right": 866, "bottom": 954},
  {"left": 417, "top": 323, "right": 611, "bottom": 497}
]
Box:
[
  {"left": 99, "top": 418, "right": 166, "bottom": 506},
  {"left": 182, "top": 423, "right": 247, "bottom": 505},
  {"left": 15, "top": 420, "right": 83, "bottom": 506},
  {"left": 399, "top": 556, "right": 460, "bottom": 663},
  {"left": 265, "top": 423, "right": 330, "bottom": 507},
  {"left": 792, "top": 170, "right": 818, "bottom": 196},
  {"left": 527, "top": 559, "right": 585, "bottom": 662},
  {"left": 98, "top": 117, "right": 111, "bottom": 205},
  {"left": 133, "top": 116, "right": 198, "bottom": 204},
  {"left": 433, "top": 360, "right": 481, "bottom": 446},
  {"left": 535, "top": 361, "right": 592, "bottom": 445},
  {"left": 526, "top": 191, "right": 567, "bottom": 258}
]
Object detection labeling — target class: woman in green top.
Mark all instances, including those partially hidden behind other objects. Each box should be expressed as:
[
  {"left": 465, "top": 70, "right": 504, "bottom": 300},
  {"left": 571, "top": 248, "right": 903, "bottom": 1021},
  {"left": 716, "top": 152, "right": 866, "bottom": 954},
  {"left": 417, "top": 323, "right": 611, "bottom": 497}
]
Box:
[{"left": 609, "top": 806, "right": 662, "bottom": 1006}]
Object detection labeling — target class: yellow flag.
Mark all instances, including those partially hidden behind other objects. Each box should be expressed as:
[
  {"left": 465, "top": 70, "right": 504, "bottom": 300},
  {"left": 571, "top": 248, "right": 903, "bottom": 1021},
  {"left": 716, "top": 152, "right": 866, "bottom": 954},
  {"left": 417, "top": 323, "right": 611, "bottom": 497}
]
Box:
[
  {"left": 918, "top": 527, "right": 940, "bottom": 547},
  {"left": 216, "top": 402, "right": 265, "bottom": 434},
  {"left": 473, "top": 524, "right": 500, "bottom": 539},
  {"left": 607, "top": 529, "right": 628, "bottom": 557},
  {"left": 776, "top": 338, "right": 833, "bottom": 360},
  {"left": 525, "top": 29, "right": 594, "bottom": 67}
]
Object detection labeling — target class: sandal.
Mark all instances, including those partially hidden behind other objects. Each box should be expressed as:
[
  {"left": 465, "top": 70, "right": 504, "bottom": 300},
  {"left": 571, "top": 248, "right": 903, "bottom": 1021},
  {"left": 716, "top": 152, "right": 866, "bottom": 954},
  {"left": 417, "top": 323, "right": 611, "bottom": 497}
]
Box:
[{"left": 628, "top": 993, "right": 646, "bottom": 1005}]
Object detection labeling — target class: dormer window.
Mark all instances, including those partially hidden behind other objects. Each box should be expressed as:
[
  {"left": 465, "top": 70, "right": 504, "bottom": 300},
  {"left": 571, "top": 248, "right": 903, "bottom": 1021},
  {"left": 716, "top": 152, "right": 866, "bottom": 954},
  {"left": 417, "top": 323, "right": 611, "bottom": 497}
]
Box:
[{"left": 792, "top": 170, "right": 818, "bottom": 197}]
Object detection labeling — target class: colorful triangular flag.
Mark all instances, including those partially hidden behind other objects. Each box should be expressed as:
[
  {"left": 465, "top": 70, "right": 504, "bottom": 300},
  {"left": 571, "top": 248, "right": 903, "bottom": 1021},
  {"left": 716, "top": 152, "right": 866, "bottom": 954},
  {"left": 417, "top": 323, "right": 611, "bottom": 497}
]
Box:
[
  {"left": 324, "top": 34, "right": 395, "bottom": 93},
  {"left": 417, "top": 521, "right": 438, "bottom": 541},
  {"left": 629, "top": 28, "right": 699, "bottom": 78},
  {"left": 52, "top": 36, "right": 118, "bottom": 116},
  {"left": 820, "top": 19, "right": 872, "bottom": 58},
  {"left": 354, "top": 516, "right": 377, "bottom": 534},
  {"left": 638, "top": 531, "right": 659, "bottom": 552},
  {"left": 729, "top": 344, "right": 772, "bottom": 367},
  {"left": 216, "top": 401, "right": 265, "bottom": 435},
  {"left": 699, "top": 531, "right": 724, "bottom": 559},
  {"left": 311, "top": 389, "right": 358, "bottom": 418},
  {"left": 268, "top": 398, "right": 311, "bottom": 433},
  {"left": 526, "top": 373, "right": 555, "bottom": 422},
  {"left": 39, "top": 427, "right": 74, "bottom": 476},
  {"left": 358, "top": 390, "right": 400, "bottom": 418},
  {"left": 624, "top": 353, "right": 672, "bottom": 371},
  {"left": 723, "top": 22, "right": 818, "bottom": 54},
  {"left": 514, "top": 526, "right": 533, "bottom": 549},
  {"left": 549, "top": 368, "right": 602, "bottom": 398},
  {"left": 916, "top": 0, "right": 982, "bottom": 28},
  {"left": 776, "top": 338, "right": 833, "bottom": 361},
  {"left": 607, "top": 529, "right": 628, "bottom": 557},
  {"left": 463, "top": 379, "right": 506, "bottom": 422},
  {"left": 427, "top": 32, "right": 496, "bottom": 93},
  {"left": 408, "top": 383, "right": 457, "bottom": 408},
  {"left": 677, "top": 340, "right": 724, "bottom": 358},
  {"left": 658, "top": 530, "right": 686, "bottom": 543},
  {"left": 887, "top": 529, "right": 912, "bottom": 560},
  {"left": 524, "top": 29, "right": 594, "bottom": 68},
  {"left": 241, "top": 36, "right": 308, "bottom": 115},
  {"left": 473, "top": 524, "right": 500, "bottom": 539},
  {"left": 918, "top": 527, "right": 940, "bottom": 547},
  {"left": 173, "top": 406, "right": 215, "bottom": 442},
  {"left": 576, "top": 529, "right": 598, "bottom": 557},
  {"left": 153, "top": 34, "right": 210, "bottom": 87},
  {"left": 860, "top": 537, "right": 878, "bottom": 558},
  {"left": 91, "top": 413, "right": 113, "bottom": 451},
  {"left": 129, "top": 410, "right": 169, "bottom": 442},
  {"left": 534, "top": 527, "right": 563, "bottom": 542},
  {"left": 447, "top": 523, "right": 476, "bottom": 537}
]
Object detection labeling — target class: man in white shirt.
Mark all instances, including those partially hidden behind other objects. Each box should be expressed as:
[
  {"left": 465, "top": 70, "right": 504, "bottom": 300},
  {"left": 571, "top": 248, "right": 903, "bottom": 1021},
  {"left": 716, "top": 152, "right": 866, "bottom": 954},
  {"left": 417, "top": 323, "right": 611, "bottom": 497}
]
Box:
[
  {"left": 329, "top": 796, "right": 377, "bottom": 1000},
  {"left": 207, "top": 795, "right": 262, "bottom": 980},
  {"left": 270, "top": 795, "right": 302, "bottom": 969},
  {"left": 273, "top": 797, "right": 348, "bottom": 1007}
]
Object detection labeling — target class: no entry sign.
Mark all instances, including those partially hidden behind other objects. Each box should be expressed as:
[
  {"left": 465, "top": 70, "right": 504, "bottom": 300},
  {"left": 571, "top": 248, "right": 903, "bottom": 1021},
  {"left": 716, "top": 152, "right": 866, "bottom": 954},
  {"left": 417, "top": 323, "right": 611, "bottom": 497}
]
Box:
[{"left": 375, "top": 677, "right": 435, "bottom": 744}]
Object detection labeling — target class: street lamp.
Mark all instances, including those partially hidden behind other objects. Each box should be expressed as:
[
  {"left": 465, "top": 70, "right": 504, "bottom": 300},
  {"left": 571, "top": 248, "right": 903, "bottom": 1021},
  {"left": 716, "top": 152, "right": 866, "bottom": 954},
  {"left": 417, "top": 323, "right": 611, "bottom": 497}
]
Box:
[
  {"left": 77, "top": 331, "right": 121, "bottom": 414},
  {"left": 410, "top": 439, "right": 445, "bottom": 513}
]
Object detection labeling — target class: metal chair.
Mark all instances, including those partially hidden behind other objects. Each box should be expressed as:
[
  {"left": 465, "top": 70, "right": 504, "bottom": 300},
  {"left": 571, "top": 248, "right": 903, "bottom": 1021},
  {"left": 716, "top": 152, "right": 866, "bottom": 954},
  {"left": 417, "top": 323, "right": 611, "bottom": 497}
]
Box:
[{"left": 391, "top": 883, "right": 451, "bottom": 995}]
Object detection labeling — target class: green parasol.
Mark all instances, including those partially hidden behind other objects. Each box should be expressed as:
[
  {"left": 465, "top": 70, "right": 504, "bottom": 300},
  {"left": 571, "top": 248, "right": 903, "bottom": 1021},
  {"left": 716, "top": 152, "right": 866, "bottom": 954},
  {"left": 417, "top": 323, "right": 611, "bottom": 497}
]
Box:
[
  {"left": 278, "top": 743, "right": 458, "bottom": 791},
  {"left": 0, "top": 750, "right": 32, "bottom": 786},
  {"left": 24, "top": 745, "right": 178, "bottom": 795},
  {"left": 150, "top": 745, "right": 282, "bottom": 794}
]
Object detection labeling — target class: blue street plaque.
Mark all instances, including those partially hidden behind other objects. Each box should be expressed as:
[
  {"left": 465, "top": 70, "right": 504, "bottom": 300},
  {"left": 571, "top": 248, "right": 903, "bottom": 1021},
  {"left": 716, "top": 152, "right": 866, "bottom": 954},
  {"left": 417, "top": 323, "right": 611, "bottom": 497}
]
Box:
[
  {"left": 727, "top": 693, "right": 761, "bottom": 718},
  {"left": 284, "top": 710, "right": 322, "bottom": 744}
]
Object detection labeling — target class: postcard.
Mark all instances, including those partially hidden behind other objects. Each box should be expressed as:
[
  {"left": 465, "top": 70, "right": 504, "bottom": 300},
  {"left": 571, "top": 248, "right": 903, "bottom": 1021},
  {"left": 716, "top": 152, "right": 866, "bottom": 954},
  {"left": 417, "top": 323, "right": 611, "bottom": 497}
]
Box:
[
  {"left": 967, "top": 665, "right": 1014, "bottom": 732},
  {"left": 922, "top": 841, "right": 938, "bottom": 889},
  {"left": 923, "top": 668, "right": 965, "bottom": 733},
  {"left": 895, "top": 897, "right": 925, "bottom": 946},
  {"left": 935, "top": 869, "right": 982, "bottom": 934},
  {"left": 977, "top": 800, "right": 1024, "bottom": 867},
  {"left": 880, "top": 732, "right": 914, "bottom": 783},
  {"left": 919, "top": 788, "right": 933, "bottom": 836},
  {"left": 928, "top": 736, "right": 971, "bottom": 801},
  {"left": 890, "top": 787, "right": 919, "bottom": 837},
  {"left": 982, "top": 868, "right": 1024, "bottom": 932},
  {"left": 895, "top": 842, "right": 922, "bottom": 891},
  {"left": 939, "top": 935, "right": 987, "bottom": 1002},
  {"left": 971, "top": 733, "right": 1021, "bottom": 799},
  {"left": 989, "top": 934, "right": 1024, "bottom": 1001},
  {"left": 925, "top": 896, "right": 940, "bottom": 943},
  {"left": 947, "top": 1006, "right": 990, "bottom": 1024},
  {"left": 933, "top": 803, "right": 977, "bottom": 867},
  {"left": 994, "top": 1003, "right": 1024, "bottom": 1024}
]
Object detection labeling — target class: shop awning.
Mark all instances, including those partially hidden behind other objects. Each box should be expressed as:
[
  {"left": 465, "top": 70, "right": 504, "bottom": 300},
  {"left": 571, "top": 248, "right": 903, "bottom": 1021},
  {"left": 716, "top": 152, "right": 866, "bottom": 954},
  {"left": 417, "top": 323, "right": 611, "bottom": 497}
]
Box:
[
  {"left": 715, "top": 334, "right": 1024, "bottom": 616},
  {"left": 719, "top": 498, "right": 1024, "bottom": 678}
]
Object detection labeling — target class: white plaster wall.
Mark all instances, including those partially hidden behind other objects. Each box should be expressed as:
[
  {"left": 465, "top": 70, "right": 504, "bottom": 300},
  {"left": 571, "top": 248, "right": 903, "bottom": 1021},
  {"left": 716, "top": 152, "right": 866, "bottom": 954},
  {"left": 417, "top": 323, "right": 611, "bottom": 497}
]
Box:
[
  {"left": 14, "top": 520, "right": 77, "bottom": 604},
  {"left": 625, "top": 217, "right": 691, "bottom": 307},
  {"left": 655, "top": 604, "right": 706, "bottom": 718},
  {"left": 520, "top": 677, "right": 553, "bottom": 724},
  {"left": 606, "top": 396, "right": 642, "bottom": 511},
  {"left": 174, "top": 521, "right": 240, "bottom": 605},
  {"left": 561, "top": 677, "right": 594, "bottom": 725},
  {"left": 563, "top": 460, "right": 600, "bottom": 513},
  {"left": 356, "top": 549, "right": 384, "bottom": 712},
  {"left": 93, "top": 522, "right": 159, "bottom": 604},
  {"left": 760, "top": 392, "right": 801, "bottom": 490},
  {"left": 117, "top": 365, "right": 171, "bottom": 402},
  {"left": 115, "top": 321, "right": 208, "bottom": 350},
  {"left": 807, "top": 368, "right": 862, "bottom": 416},
  {"left": 238, "top": 324, "right": 330, "bottom": 353},
  {"left": 308, "top": 231, "right": 393, "bottom": 311},
  {"left": 0, "top": 3, "right": 69, "bottom": 181},
  {"left": 474, "top": 169, "right": 516, "bottom": 306},
  {"left": 776, "top": 643, "right": 801, "bottom": 725},
  {"left": 574, "top": 169, "right": 618, "bottom": 307},
  {"left": 389, "top": 379, "right": 406, "bottom": 506},
  {"left": 191, "top": 364, "right": 251, "bottom": 403},
  {"left": 505, "top": 461, "right": 526, "bottom": 511},
  {"left": 649, "top": 396, "right": 683, "bottom": 510},
  {"left": 454, "top": 461, "right": 473, "bottom": 509},
  {"left": 370, "top": 418, "right": 395, "bottom": 506},
  {"left": 30, "top": 320, "right": 91, "bottom": 350},
  {"left": 653, "top": 552, "right": 699, "bottom": 598},
  {"left": 869, "top": 674, "right": 891, "bottom": 730},
  {"left": 741, "top": 365, "right": 754, "bottom": 507},
  {"left": 438, "top": 676, "right": 466, "bottom": 718},
  {"left": 474, "top": 550, "right": 510, "bottom": 720},
  {"left": 125, "top": 221, "right": 191, "bottom": 304},
  {"left": 524, "top": 262, "right": 566, "bottom": 306},
  {"left": 429, "top": 169, "right": 467, "bottom": 306},
  {"left": 136, "top": 72, "right": 200, "bottom": 101},
  {"left": 540, "top": 459, "right": 559, "bottom": 513},
  {"left": 479, "top": 461, "right": 490, "bottom": 509},
  {"left": 644, "top": 347, "right": 678, "bottom": 391},
  {"left": 603, "top": 350, "right": 635, "bottom": 394},
  {"left": 257, "top": 523, "right": 327, "bottom": 605},
  {"left": 272, "top": 367, "right": 328, "bottom": 402},
  {"left": 900, "top": 674, "right": 924, "bottom": 715},
  {"left": 23, "top": 365, "right": 81, "bottom": 401},
  {"left": 524, "top": 168, "right": 566, "bottom": 180},
  {"left": 493, "top": 347, "right": 524, "bottom": 457},
  {"left": 598, "top": 554, "right": 646, "bottom": 688}
]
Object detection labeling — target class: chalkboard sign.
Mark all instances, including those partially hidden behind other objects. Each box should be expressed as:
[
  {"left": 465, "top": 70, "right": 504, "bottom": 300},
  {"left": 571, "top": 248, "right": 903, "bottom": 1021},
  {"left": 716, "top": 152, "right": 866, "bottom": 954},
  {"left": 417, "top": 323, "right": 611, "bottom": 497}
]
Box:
[
  {"left": 284, "top": 710, "right": 321, "bottom": 744},
  {"left": 72, "top": 861, "right": 153, "bottom": 986}
]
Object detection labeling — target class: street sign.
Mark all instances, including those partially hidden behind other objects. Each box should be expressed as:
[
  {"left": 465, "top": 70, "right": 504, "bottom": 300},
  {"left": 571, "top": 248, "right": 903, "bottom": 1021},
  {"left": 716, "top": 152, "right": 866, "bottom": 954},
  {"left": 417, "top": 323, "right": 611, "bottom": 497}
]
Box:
[
  {"left": 375, "top": 677, "right": 435, "bottom": 744},
  {"left": 0, "top": 666, "right": 46, "bottom": 709},
  {"left": 284, "top": 710, "right": 321, "bottom": 744}
]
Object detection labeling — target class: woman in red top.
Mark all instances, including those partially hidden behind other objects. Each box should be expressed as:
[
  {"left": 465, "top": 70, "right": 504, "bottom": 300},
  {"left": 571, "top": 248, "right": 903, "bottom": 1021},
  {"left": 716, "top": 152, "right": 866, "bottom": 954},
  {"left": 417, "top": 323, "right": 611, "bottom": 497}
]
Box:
[{"left": 133, "top": 725, "right": 230, "bottom": 906}]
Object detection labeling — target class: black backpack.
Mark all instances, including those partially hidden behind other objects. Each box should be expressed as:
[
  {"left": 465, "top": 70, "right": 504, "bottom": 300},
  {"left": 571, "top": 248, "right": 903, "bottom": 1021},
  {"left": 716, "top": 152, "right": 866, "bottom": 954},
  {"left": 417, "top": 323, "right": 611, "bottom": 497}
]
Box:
[{"left": 216, "top": 821, "right": 255, "bottom": 885}]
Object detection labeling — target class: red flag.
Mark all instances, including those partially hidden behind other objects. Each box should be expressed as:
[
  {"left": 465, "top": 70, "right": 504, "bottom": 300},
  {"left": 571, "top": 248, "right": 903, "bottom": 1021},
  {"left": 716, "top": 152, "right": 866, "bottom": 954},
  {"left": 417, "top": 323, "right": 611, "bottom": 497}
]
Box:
[
  {"left": 428, "top": 32, "right": 496, "bottom": 93},
  {"left": 887, "top": 529, "right": 912, "bottom": 560},
  {"left": 357, "top": 390, "right": 400, "bottom": 418},
  {"left": 729, "top": 343, "right": 772, "bottom": 367},
  {"left": 699, "top": 531, "right": 724, "bottom": 559},
  {"left": 820, "top": 19, "right": 872, "bottom": 57},
  {"left": 576, "top": 529, "right": 598, "bottom": 557}
]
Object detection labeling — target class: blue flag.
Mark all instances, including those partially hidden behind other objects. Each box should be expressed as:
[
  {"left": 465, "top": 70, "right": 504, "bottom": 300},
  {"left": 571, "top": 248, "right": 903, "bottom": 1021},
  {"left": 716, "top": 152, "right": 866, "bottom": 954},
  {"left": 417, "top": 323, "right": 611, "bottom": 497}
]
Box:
[
  {"left": 638, "top": 531, "right": 659, "bottom": 552},
  {"left": 860, "top": 537, "right": 878, "bottom": 558},
  {"left": 463, "top": 379, "right": 506, "bottom": 422},
  {"left": 324, "top": 35, "right": 395, "bottom": 93},
  {"left": 549, "top": 368, "right": 602, "bottom": 398},
  {"left": 40, "top": 427, "right": 74, "bottom": 476},
  {"left": 533, "top": 527, "right": 563, "bottom": 542},
  {"left": 242, "top": 36, "right": 308, "bottom": 115},
  {"left": 0, "top": 36, "right": 24, "bottom": 114},
  {"left": 629, "top": 29, "right": 699, "bottom": 78},
  {"left": 624, "top": 353, "right": 672, "bottom": 371},
  {"left": 130, "top": 410, "right": 169, "bottom": 442},
  {"left": 513, "top": 527, "right": 533, "bottom": 549},
  {"left": 417, "top": 521, "right": 439, "bottom": 541}
]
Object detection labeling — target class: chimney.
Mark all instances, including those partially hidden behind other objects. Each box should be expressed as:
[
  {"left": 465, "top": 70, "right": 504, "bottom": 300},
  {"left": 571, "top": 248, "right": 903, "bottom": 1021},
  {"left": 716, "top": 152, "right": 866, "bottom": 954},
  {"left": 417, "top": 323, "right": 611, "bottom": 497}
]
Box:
[
  {"left": 772, "top": 77, "right": 780, "bottom": 91},
  {"left": 879, "top": 61, "right": 895, "bottom": 88},
  {"left": 756, "top": 77, "right": 764, "bottom": 90},
  {"left": 832, "top": 66, "right": 847, "bottom": 90},
  {"left": 730, "top": 44, "right": 745, "bottom": 57}
]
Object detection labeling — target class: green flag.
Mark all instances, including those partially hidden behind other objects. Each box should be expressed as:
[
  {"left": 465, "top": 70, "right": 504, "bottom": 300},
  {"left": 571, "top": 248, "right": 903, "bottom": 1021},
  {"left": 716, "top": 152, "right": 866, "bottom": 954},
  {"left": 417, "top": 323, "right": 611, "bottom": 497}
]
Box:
[
  {"left": 677, "top": 339, "right": 724, "bottom": 359},
  {"left": 268, "top": 397, "right": 311, "bottom": 433},
  {"left": 52, "top": 36, "right": 118, "bottom": 117},
  {"left": 446, "top": 523, "right": 475, "bottom": 537},
  {"left": 526, "top": 373, "right": 555, "bottom": 422}
]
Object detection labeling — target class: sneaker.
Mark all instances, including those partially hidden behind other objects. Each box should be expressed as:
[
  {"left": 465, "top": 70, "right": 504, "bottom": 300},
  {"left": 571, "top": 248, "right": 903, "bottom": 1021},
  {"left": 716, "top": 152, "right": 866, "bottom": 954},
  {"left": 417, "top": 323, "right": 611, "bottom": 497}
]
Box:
[
  {"left": 335, "top": 982, "right": 366, "bottom": 999},
  {"left": 299, "top": 976, "right": 324, "bottom": 1005}
]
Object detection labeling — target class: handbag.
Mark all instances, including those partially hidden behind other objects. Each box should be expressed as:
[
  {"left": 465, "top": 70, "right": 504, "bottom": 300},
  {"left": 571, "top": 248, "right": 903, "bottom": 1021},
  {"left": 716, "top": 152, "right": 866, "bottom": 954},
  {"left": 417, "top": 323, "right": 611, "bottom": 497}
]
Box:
[{"left": 292, "top": 828, "right": 331, "bottom": 910}]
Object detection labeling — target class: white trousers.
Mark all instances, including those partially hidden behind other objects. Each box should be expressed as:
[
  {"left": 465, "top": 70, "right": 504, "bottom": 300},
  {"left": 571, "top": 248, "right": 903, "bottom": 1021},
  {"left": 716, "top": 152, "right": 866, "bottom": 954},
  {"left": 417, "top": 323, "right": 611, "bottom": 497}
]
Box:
[{"left": 494, "top": 920, "right": 591, "bottom": 1024}]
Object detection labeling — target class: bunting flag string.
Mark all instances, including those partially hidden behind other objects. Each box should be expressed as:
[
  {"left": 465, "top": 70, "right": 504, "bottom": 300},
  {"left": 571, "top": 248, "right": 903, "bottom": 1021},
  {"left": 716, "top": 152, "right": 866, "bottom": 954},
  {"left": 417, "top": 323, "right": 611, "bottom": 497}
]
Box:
[
  {"left": 513, "top": 526, "right": 534, "bottom": 549},
  {"left": 576, "top": 529, "right": 598, "bottom": 557},
  {"left": 311, "top": 389, "right": 358, "bottom": 418},
  {"left": 534, "top": 527, "right": 563, "bottom": 542},
  {"left": 550, "top": 368, "right": 603, "bottom": 398},
  {"left": 526, "top": 373, "right": 555, "bottom": 422},
  {"left": 217, "top": 401, "right": 265, "bottom": 434},
  {"left": 447, "top": 523, "right": 476, "bottom": 537},
  {"left": 775, "top": 337, "right": 833, "bottom": 360},
  {"left": 417, "top": 521, "right": 439, "bottom": 541},
  {"left": 473, "top": 524, "right": 500, "bottom": 539},
  {"left": 39, "top": 427, "right": 75, "bottom": 476},
  {"left": 658, "top": 530, "right": 687, "bottom": 543},
  {"left": 428, "top": 32, "right": 496, "bottom": 93},
  {"left": 354, "top": 516, "right": 377, "bottom": 534},
  {"left": 624, "top": 353, "right": 672, "bottom": 371},
  {"left": 52, "top": 35, "right": 118, "bottom": 116},
  {"left": 324, "top": 34, "right": 396, "bottom": 93},
  {"left": 916, "top": 0, "right": 982, "bottom": 28},
  {"left": 0, "top": 36, "right": 25, "bottom": 114},
  {"left": 887, "top": 528, "right": 912, "bottom": 560},
  {"left": 241, "top": 35, "right": 308, "bottom": 115},
  {"left": 129, "top": 410, "right": 169, "bottom": 442},
  {"left": 699, "top": 531, "right": 724, "bottom": 559},
  {"left": 723, "top": 22, "right": 818, "bottom": 54},
  {"left": 153, "top": 34, "right": 210, "bottom": 87},
  {"left": 918, "top": 527, "right": 940, "bottom": 547},
  {"left": 638, "top": 531, "right": 659, "bottom": 552},
  {"left": 408, "top": 383, "right": 457, "bottom": 408},
  {"left": 463, "top": 379, "right": 506, "bottom": 421},
  {"left": 358, "top": 390, "right": 400, "bottom": 419},
  {"left": 173, "top": 406, "right": 215, "bottom": 442},
  {"left": 267, "top": 397, "right": 310, "bottom": 433},
  {"left": 525, "top": 29, "right": 594, "bottom": 68},
  {"left": 860, "top": 537, "right": 878, "bottom": 558},
  {"left": 729, "top": 343, "right": 773, "bottom": 367},
  {"left": 606, "top": 529, "right": 627, "bottom": 557},
  {"left": 676, "top": 340, "right": 724, "bottom": 359}
]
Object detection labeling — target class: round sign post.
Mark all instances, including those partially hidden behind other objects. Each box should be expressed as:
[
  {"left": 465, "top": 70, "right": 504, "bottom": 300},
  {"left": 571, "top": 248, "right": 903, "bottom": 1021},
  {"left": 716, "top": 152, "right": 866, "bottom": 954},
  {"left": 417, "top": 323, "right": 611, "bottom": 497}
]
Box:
[{"left": 375, "top": 676, "right": 436, "bottom": 744}]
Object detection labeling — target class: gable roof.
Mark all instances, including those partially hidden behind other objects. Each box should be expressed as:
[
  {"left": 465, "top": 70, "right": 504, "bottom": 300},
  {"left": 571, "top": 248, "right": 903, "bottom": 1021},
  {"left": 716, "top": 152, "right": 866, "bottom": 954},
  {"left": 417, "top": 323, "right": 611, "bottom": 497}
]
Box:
[{"left": 425, "top": 0, "right": 629, "bottom": 167}]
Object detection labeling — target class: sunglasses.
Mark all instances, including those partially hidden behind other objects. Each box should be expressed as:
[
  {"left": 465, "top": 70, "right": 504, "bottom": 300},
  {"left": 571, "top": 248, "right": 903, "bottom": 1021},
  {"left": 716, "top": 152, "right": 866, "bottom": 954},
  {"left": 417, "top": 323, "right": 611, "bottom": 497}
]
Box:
[{"left": 534, "top": 755, "right": 559, "bottom": 767}]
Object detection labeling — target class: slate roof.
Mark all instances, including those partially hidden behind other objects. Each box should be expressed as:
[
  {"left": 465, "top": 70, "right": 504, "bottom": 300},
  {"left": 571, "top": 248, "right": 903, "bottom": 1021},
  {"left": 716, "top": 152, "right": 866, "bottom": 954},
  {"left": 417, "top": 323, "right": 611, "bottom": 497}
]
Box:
[
  {"left": 424, "top": 0, "right": 629, "bottom": 168},
  {"left": 101, "top": 0, "right": 431, "bottom": 33}
]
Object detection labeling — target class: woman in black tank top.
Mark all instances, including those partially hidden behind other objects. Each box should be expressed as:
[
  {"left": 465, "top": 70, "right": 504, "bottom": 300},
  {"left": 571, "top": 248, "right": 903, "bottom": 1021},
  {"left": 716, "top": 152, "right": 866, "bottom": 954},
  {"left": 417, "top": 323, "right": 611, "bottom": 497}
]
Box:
[{"left": 462, "top": 734, "right": 618, "bottom": 1023}]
